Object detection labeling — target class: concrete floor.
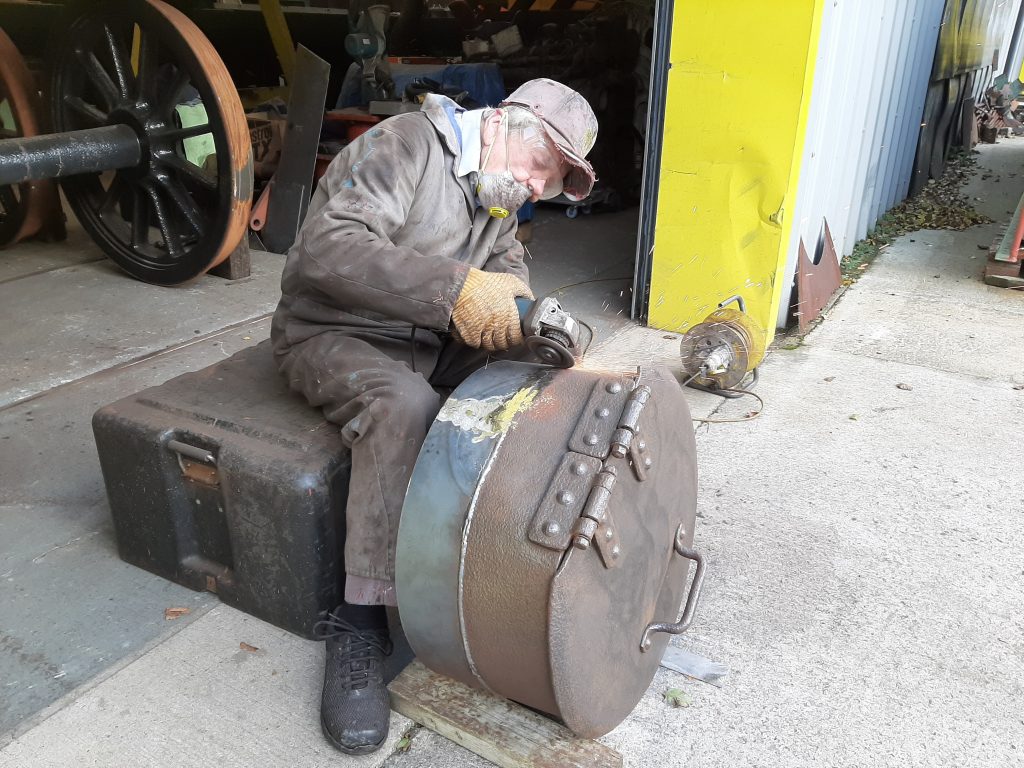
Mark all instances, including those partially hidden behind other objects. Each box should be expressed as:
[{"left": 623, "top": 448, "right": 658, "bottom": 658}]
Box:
[{"left": 1, "top": 140, "right": 1023, "bottom": 767}]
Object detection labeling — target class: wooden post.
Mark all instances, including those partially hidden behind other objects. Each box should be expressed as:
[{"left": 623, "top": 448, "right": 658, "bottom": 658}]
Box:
[{"left": 208, "top": 235, "right": 252, "bottom": 281}]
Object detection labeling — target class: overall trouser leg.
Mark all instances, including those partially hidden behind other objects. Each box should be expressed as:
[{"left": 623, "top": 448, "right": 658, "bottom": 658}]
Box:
[
  {"left": 276, "top": 331, "right": 443, "bottom": 591},
  {"left": 277, "top": 329, "right": 534, "bottom": 601}
]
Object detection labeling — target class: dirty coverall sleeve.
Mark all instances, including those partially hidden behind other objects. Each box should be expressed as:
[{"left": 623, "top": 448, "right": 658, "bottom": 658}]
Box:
[
  {"left": 482, "top": 214, "right": 531, "bottom": 285},
  {"left": 291, "top": 128, "right": 470, "bottom": 329}
]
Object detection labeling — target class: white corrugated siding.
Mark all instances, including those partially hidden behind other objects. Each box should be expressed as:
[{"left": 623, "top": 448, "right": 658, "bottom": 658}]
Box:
[{"left": 775, "top": 0, "right": 946, "bottom": 328}]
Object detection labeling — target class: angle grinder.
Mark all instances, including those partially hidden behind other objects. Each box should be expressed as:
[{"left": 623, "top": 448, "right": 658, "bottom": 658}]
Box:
[{"left": 515, "top": 296, "right": 581, "bottom": 368}]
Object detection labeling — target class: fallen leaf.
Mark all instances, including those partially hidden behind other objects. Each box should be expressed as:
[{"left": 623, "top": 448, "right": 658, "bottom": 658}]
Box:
[
  {"left": 824, "top": 376, "right": 836, "bottom": 382},
  {"left": 242, "top": 336, "right": 252, "bottom": 341},
  {"left": 1014, "top": 384, "right": 1024, "bottom": 391},
  {"left": 896, "top": 383, "right": 913, "bottom": 391},
  {"left": 164, "top": 607, "right": 190, "bottom": 620},
  {"left": 663, "top": 687, "right": 692, "bottom": 708},
  {"left": 239, "top": 642, "right": 260, "bottom": 653},
  {"left": 849, "top": 414, "right": 859, "bottom": 421},
  {"left": 395, "top": 735, "right": 413, "bottom": 753}
]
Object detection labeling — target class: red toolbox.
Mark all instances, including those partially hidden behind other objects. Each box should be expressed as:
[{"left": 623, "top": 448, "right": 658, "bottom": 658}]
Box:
[{"left": 92, "top": 341, "right": 350, "bottom": 638}]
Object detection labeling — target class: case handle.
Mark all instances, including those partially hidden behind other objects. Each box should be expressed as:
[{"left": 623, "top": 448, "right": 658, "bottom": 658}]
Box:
[{"left": 640, "top": 524, "right": 705, "bottom": 651}]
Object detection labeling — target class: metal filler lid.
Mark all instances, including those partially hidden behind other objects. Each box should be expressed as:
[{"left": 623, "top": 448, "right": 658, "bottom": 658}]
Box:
[{"left": 396, "top": 361, "right": 702, "bottom": 738}]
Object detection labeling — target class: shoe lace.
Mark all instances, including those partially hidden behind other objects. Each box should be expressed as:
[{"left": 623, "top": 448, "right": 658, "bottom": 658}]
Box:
[{"left": 313, "top": 612, "right": 394, "bottom": 691}]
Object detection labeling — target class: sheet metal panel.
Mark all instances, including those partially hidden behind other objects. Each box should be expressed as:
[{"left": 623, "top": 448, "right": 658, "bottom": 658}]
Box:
[
  {"left": 648, "top": 0, "right": 823, "bottom": 341},
  {"left": 775, "top": 0, "right": 944, "bottom": 328}
]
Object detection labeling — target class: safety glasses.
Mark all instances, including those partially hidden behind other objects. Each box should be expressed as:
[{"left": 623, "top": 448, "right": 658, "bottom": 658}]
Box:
[{"left": 506, "top": 121, "right": 569, "bottom": 200}]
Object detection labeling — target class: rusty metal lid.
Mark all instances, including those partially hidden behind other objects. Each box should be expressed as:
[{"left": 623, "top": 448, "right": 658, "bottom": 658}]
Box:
[{"left": 396, "top": 362, "right": 698, "bottom": 738}]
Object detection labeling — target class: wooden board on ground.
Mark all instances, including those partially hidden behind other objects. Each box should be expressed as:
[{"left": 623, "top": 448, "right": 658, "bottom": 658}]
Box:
[{"left": 388, "top": 661, "right": 622, "bottom": 768}]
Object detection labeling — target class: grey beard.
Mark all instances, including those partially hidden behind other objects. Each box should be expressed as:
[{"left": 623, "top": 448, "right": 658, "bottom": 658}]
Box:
[{"left": 475, "top": 171, "right": 531, "bottom": 215}]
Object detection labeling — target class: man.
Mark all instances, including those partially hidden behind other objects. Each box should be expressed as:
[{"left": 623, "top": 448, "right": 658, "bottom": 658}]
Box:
[{"left": 270, "top": 78, "right": 597, "bottom": 755}]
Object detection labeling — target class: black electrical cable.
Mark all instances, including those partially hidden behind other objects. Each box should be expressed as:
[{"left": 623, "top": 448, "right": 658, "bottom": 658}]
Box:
[
  {"left": 692, "top": 388, "right": 764, "bottom": 424},
  {"left": 576, "top": 318, "right": 596, "bottom": 357},
  {"left": 687, "top": 368, "right": 760, "bottom": 399}
]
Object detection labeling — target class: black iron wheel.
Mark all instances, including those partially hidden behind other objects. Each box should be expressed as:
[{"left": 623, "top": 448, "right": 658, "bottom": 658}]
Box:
[{"left": 51, "top": 0, "right": 252, "bottom": 285}]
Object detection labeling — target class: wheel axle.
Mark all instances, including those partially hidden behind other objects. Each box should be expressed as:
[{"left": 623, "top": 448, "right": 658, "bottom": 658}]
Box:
[{"left": 0, "top": 126, "right": 142, "bottom": 187}]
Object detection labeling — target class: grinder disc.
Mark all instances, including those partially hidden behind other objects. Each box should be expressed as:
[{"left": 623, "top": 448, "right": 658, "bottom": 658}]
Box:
[
  {"left": 526, "top": 332, "right": 576, "bottom": 368},
  {"left": 396, "top": 362, "right": 699, "bottom": 737}
]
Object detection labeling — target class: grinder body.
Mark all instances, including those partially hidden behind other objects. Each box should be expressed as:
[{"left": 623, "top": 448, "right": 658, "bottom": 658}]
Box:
[{"left": 515, "top": 296, "right": 581, "bottom": 368}]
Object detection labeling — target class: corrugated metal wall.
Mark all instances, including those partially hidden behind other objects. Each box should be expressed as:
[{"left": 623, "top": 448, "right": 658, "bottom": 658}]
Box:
[
  {"left": 775, "top": 0, "right": 945, "bottom": 328},
  {"left": 777, "top": 0, "right": 1024, "bottom": 328}
]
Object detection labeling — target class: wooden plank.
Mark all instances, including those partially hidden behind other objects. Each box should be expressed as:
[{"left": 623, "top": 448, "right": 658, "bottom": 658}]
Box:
[{"left": 388, "top": 661, "right": 622, "bottom": 768}]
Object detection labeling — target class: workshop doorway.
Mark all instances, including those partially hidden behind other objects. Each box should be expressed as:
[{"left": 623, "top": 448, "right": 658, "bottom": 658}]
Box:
[
  {"left": 368, "top": 1, "right": 671, "bottom": 327},
  {"left": 0, "top": 0, "right": 672, "bottom": 329},
  {"left": 226, "top": 0, "right": 672, "bottom": 329}
]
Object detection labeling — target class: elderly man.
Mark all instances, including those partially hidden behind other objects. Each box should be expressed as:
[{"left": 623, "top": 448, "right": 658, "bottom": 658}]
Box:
[{"left": 271, "top": 78, "right": 597, "bottom": 755}]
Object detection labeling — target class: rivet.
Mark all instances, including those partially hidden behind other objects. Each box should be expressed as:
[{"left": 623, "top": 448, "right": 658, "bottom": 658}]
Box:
[
  {"left": 607, "top": 382, "right": 623, "bottom": 394},
  {"left": 596, "top": 407, "right": 611, "bottom": 419},
  {"left": 585, "top": 434, "right": 599, "bottom": 446},
  {"left": 638, "top": 440, "right": 647, "bottom": 451},
  {"left": 543, "top": 521, "right": 561, "bottom": 536},
  {"left": 572, "top": 462, "right": 587, "bottom": 475},
  {"left": 611, "top": 545, "right": 621, "bottom": 558},
  {"left": 644, "top": 457, "right": 653, "bottom": 468},
  {"left": 557, "top": 491, "right": 575, "bottom": 505},
  {"left": 604, "top": 528, "right": 614, "bottom": 541}
]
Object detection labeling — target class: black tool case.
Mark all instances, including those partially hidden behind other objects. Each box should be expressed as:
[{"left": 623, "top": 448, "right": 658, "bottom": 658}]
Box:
[{"left": 92, "top": 340, "right": 350, "bottom": 638}]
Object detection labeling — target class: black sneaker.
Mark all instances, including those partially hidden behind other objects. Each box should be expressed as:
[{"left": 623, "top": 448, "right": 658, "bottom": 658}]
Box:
[{"left": 314, "top": 610, "right": 394, "bottom": 755}]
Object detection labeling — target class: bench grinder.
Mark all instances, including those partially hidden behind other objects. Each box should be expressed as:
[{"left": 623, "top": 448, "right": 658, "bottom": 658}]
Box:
[{"left": 395, "top": 358, "right": 704, "bottom": 738}]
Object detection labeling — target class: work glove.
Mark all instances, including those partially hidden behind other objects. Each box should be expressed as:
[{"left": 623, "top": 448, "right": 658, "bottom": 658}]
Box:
[{"left": 451, "top": 268, "right": 534, "bottom": 352}]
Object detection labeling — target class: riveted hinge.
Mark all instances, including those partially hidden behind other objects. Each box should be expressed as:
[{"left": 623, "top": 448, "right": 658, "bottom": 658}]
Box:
[
  {"left": 528, "top": 452, "right": 604, "bottom": 551},
  {"left": 568, "top": 376, "right": 633, "bottom": 458}
]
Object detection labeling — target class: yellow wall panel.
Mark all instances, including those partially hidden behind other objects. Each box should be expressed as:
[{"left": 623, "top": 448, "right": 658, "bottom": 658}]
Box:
[{"left": 648, "top": 1, "right": 823, "bottom": 342}]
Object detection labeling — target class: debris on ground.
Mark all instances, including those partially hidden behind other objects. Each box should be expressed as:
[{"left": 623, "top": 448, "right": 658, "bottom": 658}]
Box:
[
  {"left": 843, "top": 150, "right": 993, "bottom": 278},
  {"left": 662, "top": 688, "right": 693, "bottom": 708},
  {"left": 394, "top": 725, "right": 421, "bottom": 753},
  {"left": 896, "top": 383, "right": 913, "bottom": 391},
  {"left": 239, "top": 642, "right": 260, "bottom": 653},
  {"left": 164, "top": 607, "right": 190, "bottom": 620}
]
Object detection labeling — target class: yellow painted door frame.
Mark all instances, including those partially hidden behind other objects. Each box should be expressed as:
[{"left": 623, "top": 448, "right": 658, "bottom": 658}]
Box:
[{"left": 645, "top": 1, "right": 825, "bottom": 344}]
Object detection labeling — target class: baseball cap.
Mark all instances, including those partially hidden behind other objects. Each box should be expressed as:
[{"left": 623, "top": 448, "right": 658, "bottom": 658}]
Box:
[{"left": 501, "top": 78, "right": 598, "bottom": 201}]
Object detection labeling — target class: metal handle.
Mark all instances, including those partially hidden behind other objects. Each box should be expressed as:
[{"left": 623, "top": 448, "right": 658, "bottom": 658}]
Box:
[
  {"left": 167, "top": 439, "right": 216, "bottom": 465},
  {"left": 718, "top": 294, "right": 746, "bottom": 312},
  {"left": 640, "top": 526, "right": 705, "bottom": 651}
]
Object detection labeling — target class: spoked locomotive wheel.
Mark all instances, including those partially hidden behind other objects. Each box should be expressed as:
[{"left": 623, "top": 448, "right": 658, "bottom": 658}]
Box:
[
  {"left": 51, "top": 0, "right": 252, "bottom": 285},
  {"left": 0, "top": 28, "right": 55, "bottom": 248}
]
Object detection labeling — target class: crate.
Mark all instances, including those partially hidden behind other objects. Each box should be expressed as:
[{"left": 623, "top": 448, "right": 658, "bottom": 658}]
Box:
[{"left": 92, "top": 341, "right": 350, "bottom": 638}]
